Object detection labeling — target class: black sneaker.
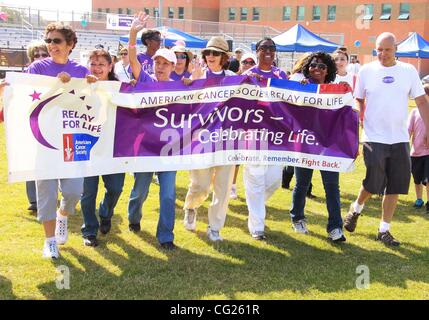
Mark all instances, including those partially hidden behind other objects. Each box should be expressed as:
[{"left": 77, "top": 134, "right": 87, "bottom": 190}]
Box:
[
  {"left": 376, "top": 230, "right": 400, "bottom": 247},
  {"left": 83, "top": 236, "right": 98, "bottom": 247},
  {"left": 129, "top": 223, "right": 141, "bottom": 232},
  {"left": 344, "top": 204, "right": 361, "bottom": 232},
  {"left": 27, "top": 203, "right": 37, "bottom": 212},
  {"left": 99, "top": 219, "right": 111, "bottom": 235},
  {"left": 160, "top": 241, "right": 176, "bottom": 250},
  {"left": 426, "top": 202, "right": 429, "bottom": 214}
]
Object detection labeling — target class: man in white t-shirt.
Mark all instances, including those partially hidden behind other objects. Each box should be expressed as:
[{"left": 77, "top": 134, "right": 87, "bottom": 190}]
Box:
[
  {"left": 344, "top": 32, "right": 429, "bottom": 246},
  {"left": 347, "top": 56, "right": 361, "bottom": 75},
  {"left": 114, "top": 47, "right": 131, "bottom": 82}
]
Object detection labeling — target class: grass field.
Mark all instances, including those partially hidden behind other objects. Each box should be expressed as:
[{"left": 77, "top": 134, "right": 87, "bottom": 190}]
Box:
[{"left": 1, "top": 122, "right": 429, "bottom": 300}]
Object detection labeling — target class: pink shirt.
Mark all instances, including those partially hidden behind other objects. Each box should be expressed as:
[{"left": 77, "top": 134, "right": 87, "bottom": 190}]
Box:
[{"left": 408, "top": 108, "right": 429, "bottom": 157}]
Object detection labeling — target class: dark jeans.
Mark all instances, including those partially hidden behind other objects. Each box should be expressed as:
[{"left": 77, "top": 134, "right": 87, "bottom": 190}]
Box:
[
  {"left": 290, "top": 167, "right": 342, "bottom": 232},
  {"left": 81, "top": 173, "right": 125, "bottom": 238},
  {"left": 26, "top": 181, "right": 37, "bottom": 205}
]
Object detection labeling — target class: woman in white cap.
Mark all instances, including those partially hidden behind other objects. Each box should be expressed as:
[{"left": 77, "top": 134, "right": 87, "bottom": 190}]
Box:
[
  {"left": 238, "top": 52, "right": 257, "bottom": 75},
  {"left": 183, "top": 36, "right": 235, "bottom": 241},
  {"left": 171, "top": 45, "right": 193, "bottom": 81},
  {"left": 126, "top": 12, "right": 178, "bottom": 250}
]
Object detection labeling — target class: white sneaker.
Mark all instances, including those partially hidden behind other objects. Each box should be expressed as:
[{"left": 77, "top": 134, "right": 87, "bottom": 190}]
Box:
[
  {"left": 230, "top": 185, "right": 238, "bottom": 199},
  {"left": 42, "top": 240, "right": 59, "bottom": 259},
  {"left": 292, "top": 219, "right": 309, "bottom": 234},
  {"left": 184, "top": 208, "right": 197, "bottom": 231},
  {"left": 328, "top": 228, "right": 346, "bottom": 242},
  {"left": 207, "top": 226, "right": 223, "bottom": 242},
  {"left": 55, "top": 214, "right": 68, "bottom": 245}
]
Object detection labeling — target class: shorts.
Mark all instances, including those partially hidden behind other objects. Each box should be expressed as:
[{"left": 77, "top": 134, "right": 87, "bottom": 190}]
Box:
[
  {"left": 362, "top": 142, "right": 410, "bottom": 195},
  {"left": 411, "top": 155, "right": 429, "bottom": 185}
]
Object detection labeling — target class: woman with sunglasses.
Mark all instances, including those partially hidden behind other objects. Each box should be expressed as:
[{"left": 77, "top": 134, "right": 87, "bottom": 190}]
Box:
[
  {"left": 127, "top": 12, "right": 178, "bottom": 250},
  {"left": 26, "top": 22, "right": 90, "bottom": 259},
  {"left": 289, "top": 51, "right": 346, "bottom": 242},
  {"left": 114, "top": 47, "right": 131, "bottom": 82},
  {"left": 79, "top": 49, "right": 126, "bottom": 247},
  {"left": 170, "top": 45, "right": 193, "bottom": 81},
  {"left": 183, "top": 36, "right": 236, "bottom": 242},
  {"left": 135, "top": 29, "right": 162, "bottom": 76},
  {"left": 23, "top": 40, "right": 50, "bottom": 214},
  {"left": 237, "top": 52, "right": 256, "bottom": 75},
  {"left": 241, "top": 38, "right": 288, "bottom": 240}
]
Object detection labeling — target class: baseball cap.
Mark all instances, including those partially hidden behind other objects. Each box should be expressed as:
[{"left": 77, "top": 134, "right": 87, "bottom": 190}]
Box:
[{"left": 152, "top": 48, "right": 177, "bottom": 65}]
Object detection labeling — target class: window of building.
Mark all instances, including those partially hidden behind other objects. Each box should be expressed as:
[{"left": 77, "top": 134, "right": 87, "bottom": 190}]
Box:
[
  {"left": 228, "top": 8, "right": 236, "bottom": 21},
  {"left": 297, "top": 6, "right": 305, "bottom": 21},
  {"left": 178, "top": 7, "right": 184, "bottom": 19},
  {"left": 105, "top": 8, "right": 110, "bottom": 14},
  {"left": 143, "top": 8, "right": 149, "bottom": 14},
  {"left": 363, "top": 4, "right": 374, "bottom": 20},
  {"left": 240, "top": 8, "right": 248, "bottom": 21},
  {"left": 253, "top": 7, "right": 260, "bottom": 21},
  {"left": 118, "top": 8, "right": 123, "bottom": 14},
  {"left": 168, "top": 7, "right": 174, "bottom": 19},
  {"left": 312, "top": 6, "right": 321, "bottom": 21},
  {"left": 153, "top": 8, "right": 159, "bottom": 18},
  {"left": 97, "top": 8, "right": 103, "bottom": 18},
  {"left": 283, "top": 6, "right": 291, "bottom": 21},
  {"left": 380, "top": 4, "right": 391, "bottom": 20},
  {"left": 327, "top": 5, "right": 336, "bottom": 21},
  {"left": 126, "top": 8, "right": 132, "bottom": 15},
  {"left": 398, "top": 3, "right": 410, "bottom": 20}
]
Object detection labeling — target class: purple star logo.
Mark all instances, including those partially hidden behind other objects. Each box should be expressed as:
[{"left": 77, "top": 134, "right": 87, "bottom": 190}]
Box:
[{"left": 29, "top": 90, "right": 42, "bottom": 101}]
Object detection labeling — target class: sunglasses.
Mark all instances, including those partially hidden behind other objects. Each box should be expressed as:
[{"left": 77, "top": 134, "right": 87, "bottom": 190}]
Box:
[
  {"left": 203, "top": 50, "right": 222, "bottom": 57},
  {"left": 241, "top": 60, "right": 255, "bottom": 65},
  {"left": 149, "top": 37, "right": 162, "bottom": 42},
  {"left": 258, "top": 45, "right": 276, "bottom": 52},
  {"left": 34, "top": 53, "right": 49, "bottom": 59},
  {"left": 120, "top": 52, "right": 128, "bottom": 56},
  {"left": 175, "top": 53, "right": 188, "bottom": 59},
  {"left": 309, "top": 62, "right": 327, "bottom": 70},
  {"left": 44, "top": 38, "right": 64, "bottom": 44}
]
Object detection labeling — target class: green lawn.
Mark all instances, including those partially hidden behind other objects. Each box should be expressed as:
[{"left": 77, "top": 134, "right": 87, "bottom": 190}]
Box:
[{"left": 1, "top": 122, "right": 429, "bottom": 300}]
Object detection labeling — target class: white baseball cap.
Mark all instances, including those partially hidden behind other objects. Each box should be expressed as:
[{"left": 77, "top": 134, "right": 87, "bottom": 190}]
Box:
[
  {"left": 152, "top": 48, "right": 177, "bottom": 65},
  {"left": 240, "top": 52, "right": 257, "bottom": 63}
]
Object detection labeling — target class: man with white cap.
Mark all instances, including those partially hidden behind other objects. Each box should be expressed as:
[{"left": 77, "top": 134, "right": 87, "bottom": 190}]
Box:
[
  {"left": 126, "top": 12, "right": 178, "bottom": 250},
  {"left": 228, "top": 48, "right": 243, "bottom": 73}
]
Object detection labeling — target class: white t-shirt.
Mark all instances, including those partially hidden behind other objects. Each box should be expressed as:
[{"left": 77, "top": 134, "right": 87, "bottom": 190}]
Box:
[
  {"left": 355, "top": 60, "right": 425, "bottom": 144},
  {"left": 289, "top": 73, "right": 305, "bottom": 82},
  {"left": 114, "top": 61, "right": 131, "bottom": 83},
  {"left": 347, "top": 63, "right": 360, "bottom": 75},
  {"left": 334, "top": 73, "right": 355, "bottom": 90}
]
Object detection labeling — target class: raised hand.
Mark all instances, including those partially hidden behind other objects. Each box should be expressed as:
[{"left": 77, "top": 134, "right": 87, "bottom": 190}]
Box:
[
  {"left": 190, "top": 60, "right": 204, "bottom": 80},
  {"left": 86, "top": 74, "right": 98, "bottom": 84},
  {"left": 130, "top": 11, "right": 149, "bottom": 33},
  {"left": 57, "top": 72, "right": 71, "bottom": 83}
]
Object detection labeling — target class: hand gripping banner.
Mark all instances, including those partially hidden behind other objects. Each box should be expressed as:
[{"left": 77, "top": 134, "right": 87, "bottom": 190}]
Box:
[{"left": 3, "top": 73, "right": 358, "bottom": 182}]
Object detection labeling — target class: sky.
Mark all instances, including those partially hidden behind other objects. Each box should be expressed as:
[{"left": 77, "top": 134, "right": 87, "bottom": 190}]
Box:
[{"left": 0, "top": 0, "right": 92, "bottom": 13}]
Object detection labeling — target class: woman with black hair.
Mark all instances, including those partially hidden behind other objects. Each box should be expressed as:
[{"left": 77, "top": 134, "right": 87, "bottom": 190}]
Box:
[
  {"left": 132, "top": 29, "right": 162, "bottom": 75},
  {"left": 289, "top": 51, "right": 346, "bottom": 242},
  {"left": 80, "top": 49, "right": 126, "bottom": 247}
]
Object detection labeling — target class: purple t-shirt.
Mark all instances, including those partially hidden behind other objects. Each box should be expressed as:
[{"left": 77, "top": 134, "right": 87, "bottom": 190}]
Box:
[
  {"left": 136, "top": 69, "right": 156, "bottom": 83},
  {"left": 170, "top": 70, "right": 191, "bottom": 81},
  {"left": 137, "top": 53, "right": 154, "bottom": 75},
  {"left": 245, "top": 66, "right": 288, "bottom": 79},
  {"left": 26, "top": 58, "right": 89, "bottom": 78}
]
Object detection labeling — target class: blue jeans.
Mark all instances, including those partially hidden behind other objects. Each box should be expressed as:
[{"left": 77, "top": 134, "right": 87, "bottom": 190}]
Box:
[
  {"left": 81, "top": 173, "right": 125, "bottom": 238},
  {"left": 290, "top": 167, "right": 342, "bottom": 232},
  {"left": 128, "top": 171, "right": 176, "bottom": 244}
]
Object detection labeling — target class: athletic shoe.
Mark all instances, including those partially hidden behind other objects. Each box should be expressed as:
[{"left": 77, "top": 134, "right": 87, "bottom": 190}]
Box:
[
  {"left": 251, "top": 231, "right": 267, "bottom": 241},
  {"left": 292, "top": 219, "right": 309, "bottom": 234},
  {"left": 414, "top": 199, "right": 424, "bottom": 208},
  {"left": 99, "top": 219, "right": 111, "bottom": 235},
  {"left": 42, "top": 240, "right": 59, "bottom": 259},
  {"left": 328, "top": 228, "right": 346, "bottom": 242},
  {"left": 129, "top": 223, "right": 141, "bottom": 232},
  {"left": 230, "top": 185, "right": 238, "bottom": 199},
  {"left": 160, "top": 241, "right": 177, "bottom": 250},
  {"left": 27, "top": 203, "right": 37, "bottom": 212},
  {"left": 183, "top": 208, "right": 197, "bottom": 231},
  {"left": 207, "top": 226, "right": 223, "bottom": 242},
  {"left": 55, "top": 214, "right": 68, "bottom": 245},
  {"left": 83, "top": 236, "right": 98, "bottom": 247},
  {"left": 344, "top": 204, "right": 361, "bottom": 232},
  {"left": 376, "top": 230, "right": 400, "bottom": 247}
]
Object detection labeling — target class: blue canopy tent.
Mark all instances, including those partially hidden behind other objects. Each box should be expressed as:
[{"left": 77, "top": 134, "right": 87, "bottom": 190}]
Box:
[
  {"left": 252, "top": 24, "right": 340, "bottom": 52},
  {"left": 119, "top": 26, "right": 208, "bottom": 48}
]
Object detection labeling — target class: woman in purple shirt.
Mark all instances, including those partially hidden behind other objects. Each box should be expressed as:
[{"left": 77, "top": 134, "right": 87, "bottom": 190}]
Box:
[{"left": 27, "top": 22, "right": 89, "bottom": 259}]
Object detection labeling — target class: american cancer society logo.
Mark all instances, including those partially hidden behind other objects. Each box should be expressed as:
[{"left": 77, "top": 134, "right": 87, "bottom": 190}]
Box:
[{"left": 63, "top": 133, "right": 99, "bottom": 162}]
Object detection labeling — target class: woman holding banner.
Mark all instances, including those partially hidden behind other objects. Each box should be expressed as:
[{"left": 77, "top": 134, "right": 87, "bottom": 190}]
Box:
[
  {"left": 26, "top": 22, "right": 90, "bottom": 258},
  {"left": 79, "top": 49, "right": 126, "bottom": 247},
  {"left": 241, "top": 38, "right": 287, "bottom": 240},
  {"left": 182, "top": 36, "right": 236, "bottom": 241},
  {"left": 126, "top": 12, "right": 178, "bottom": 250},
  {"left": 289, "top": 51, "right": 346, "bottom": 242}
]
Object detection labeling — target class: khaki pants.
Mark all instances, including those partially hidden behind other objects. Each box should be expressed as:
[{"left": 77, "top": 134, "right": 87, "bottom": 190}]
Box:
[{"left": 184, "top": 165, "right": 235, "bottom": 231}]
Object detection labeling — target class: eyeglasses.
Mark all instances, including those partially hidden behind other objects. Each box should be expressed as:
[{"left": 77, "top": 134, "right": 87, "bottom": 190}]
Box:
[
  {"left": 241, "top": 60, "right": 255, "bottom": 65},
  {"left": 149, "top": 37, "right": 162, "bottom": 42},
  {"left": 34, "top": 53, "right": 49, "bottom": 59},
  {"left": 258, "top": 45, "right": 276, "bottom": 52},
  {"left": 309, "top": 62, "right": 327, "bottom": 70},
  {"left": 175, "top": 53, "right": 188, "bottom": 59},
  {"left": 44, "top": 38, "right": 64, "bottom": 44},
  {"left": 203, "top": 50, "right": 222, "bottom": 57}
]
